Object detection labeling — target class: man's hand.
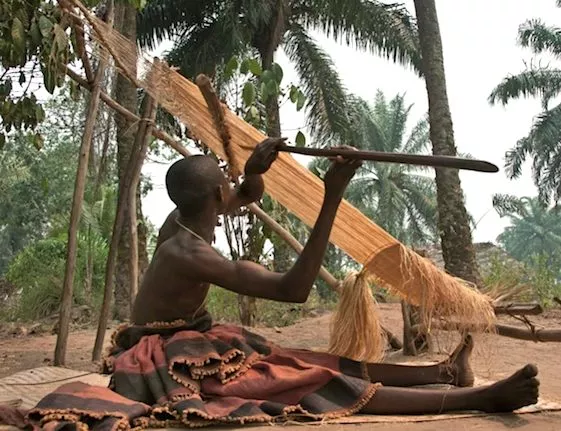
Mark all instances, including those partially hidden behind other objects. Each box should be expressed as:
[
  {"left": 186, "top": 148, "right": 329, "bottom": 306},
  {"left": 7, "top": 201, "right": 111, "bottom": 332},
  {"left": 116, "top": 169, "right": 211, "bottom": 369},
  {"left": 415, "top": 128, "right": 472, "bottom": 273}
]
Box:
[
  {"left": 323, "top": 146, "right": 362, "bottom": 199},
  {"left": 244, "top": 137, "right": 287, "bottom": 176}
]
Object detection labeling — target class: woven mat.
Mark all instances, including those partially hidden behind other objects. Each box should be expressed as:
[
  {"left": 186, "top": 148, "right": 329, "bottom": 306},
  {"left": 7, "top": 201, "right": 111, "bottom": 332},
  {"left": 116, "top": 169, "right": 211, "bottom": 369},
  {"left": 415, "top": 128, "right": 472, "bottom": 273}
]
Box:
[{"left": 1, "top": 367, "right": 560, "bottom": 428}]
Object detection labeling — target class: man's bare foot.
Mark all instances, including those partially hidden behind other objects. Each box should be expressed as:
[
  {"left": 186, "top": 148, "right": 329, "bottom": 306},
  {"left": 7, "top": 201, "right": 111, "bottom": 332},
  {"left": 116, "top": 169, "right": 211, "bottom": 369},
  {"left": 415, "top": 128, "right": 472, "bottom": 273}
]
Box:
[
  {"left": 479, "top": 364, "right": 539, "bottom": 413},
  {"left": 439, "top": 334, "right": 474, "bottom": 387}
]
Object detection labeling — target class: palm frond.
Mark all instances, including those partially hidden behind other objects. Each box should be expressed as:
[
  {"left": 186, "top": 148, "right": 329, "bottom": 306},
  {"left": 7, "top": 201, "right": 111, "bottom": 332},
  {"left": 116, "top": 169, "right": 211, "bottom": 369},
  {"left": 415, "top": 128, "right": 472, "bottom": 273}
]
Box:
[
  {"left": 492, "top": 194, "right": 529, "bottom": 218},
  {"left": 386, "top": 94, "right": 410, "bottom": 152},
  {"left": 297, "top": 0, "right": 421, "bottom": 73},
  {"left": 284, "top": 24, "right": 351, "bottom": 145},
  {"left": 166, "top": 11, "right": 249, "bottom": 78},
  {"left": 137, "top": 0, "right": 220, "bottom": 49},
  {"left": 488, "top": 68, "right": 561, "bottom": 106},
  {"left": 518, "top": 19, "right": 561, "bottom": 57},
  {"left": 346, "top": 96, "right": 385, "bottom": 150},
  {"left": 505, "top": 136, "right": 533, "bottom": 179},
  {"left": 402, "top": 115, "right": 430, "bottom": 154}
]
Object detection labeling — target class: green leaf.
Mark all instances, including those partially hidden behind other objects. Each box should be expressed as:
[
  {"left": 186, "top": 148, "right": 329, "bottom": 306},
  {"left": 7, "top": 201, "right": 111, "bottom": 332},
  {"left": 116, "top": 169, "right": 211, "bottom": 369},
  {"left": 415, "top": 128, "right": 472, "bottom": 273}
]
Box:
[
  {"left": 11, "top": 18, "right": 26, "bottom": 53},
  {"left": 224, "top": 56, "right": 238, "bottom": 79},
  {"left": 261, "top": 69, "right": 274, "bottom": 83},
  {"left": 4, "top": 78, "right": 12, "bottom": 95},
  {"left": 33, "top": 133, "right": 44, "bottom": 150},
  {"left": 248, "top": 58, "right": 262, "bottom": 76},
  {"left": 249, "top": 106, "right": 259, "bottom": 120},
  {"left": 295, "top": 131, "right": 306, "bottom": 147},
  {"left": 30, "top": 20, "right": 42, "bottom": 49},
  {"left": 38, "top": 15, "right": 53, "bottom": 38},
  {"left": 271, "top": 63, "right": 284, "bottom": 83},
  {"left": 53, "top": 24, "right": 68, "bottom": 51},
  {"left": 43, "top": 65, "right": 56, "bottom": 94},
  {"left": 289, "top": 85, "right": 298, "bottom": 103},
  {"left": 242, "top": 82, "right": 256, "bottom": 106},
  {"left": 296, "top": 90, "right": 306, "bottom": 111},
  {"left": 240, "top": 58, "right": 250, "bottom": 75},
  {"left": 35, "top": 104, "right": 45, "bottom": 122},
  {"left": 260, "top": 81, "right": 268, "bottom": 102},
  {"left": 0, "top": 133, "right": 5, "bottom": 150},
  {"left": 266, "top": 80, "right": 279, "bottom": 100}
]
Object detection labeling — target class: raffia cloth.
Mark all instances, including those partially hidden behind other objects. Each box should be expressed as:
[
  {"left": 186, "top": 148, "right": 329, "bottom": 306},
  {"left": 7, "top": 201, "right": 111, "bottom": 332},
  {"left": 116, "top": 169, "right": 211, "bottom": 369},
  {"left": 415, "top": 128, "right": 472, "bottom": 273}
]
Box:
[{"left": 63, "top": 0, "right": 495, "bottom": 325}]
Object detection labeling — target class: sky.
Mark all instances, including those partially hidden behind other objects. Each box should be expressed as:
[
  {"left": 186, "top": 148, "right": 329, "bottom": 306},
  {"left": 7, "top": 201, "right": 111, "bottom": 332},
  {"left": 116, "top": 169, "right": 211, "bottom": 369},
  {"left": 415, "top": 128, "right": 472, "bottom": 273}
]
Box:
[{"left": 141, "top": 0, "right": 561, "bottom": 248}]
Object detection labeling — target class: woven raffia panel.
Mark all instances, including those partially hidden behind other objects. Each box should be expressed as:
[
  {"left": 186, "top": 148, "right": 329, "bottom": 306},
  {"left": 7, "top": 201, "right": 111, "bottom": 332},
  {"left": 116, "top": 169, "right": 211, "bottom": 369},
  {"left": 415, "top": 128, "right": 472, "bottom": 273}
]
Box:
[{"left": 65, "top": 0, "right": 495, "bottom": 326}]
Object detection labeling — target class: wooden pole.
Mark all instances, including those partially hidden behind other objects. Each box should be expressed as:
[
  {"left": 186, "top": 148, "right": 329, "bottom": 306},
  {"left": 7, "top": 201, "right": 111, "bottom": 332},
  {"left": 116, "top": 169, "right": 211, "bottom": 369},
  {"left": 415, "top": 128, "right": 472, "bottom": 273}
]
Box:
[
  {"left": 416, "top": 321, "right": 561, "bottom": 342},
  {"left": 91, "top": 94, "right": 152, "bottom": 361},
  {"left": 53, "top": 1, "right": 113, "bottom": 366},
  {"left": 128, "top": 95, "right": 157, "bottom": 314}
]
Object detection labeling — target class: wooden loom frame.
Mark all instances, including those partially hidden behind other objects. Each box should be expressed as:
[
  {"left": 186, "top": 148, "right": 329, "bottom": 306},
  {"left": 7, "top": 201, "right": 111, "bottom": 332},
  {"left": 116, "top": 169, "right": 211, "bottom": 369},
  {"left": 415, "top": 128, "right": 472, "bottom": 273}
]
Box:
[{"left": 51, "top": 0, "right": 561, "bottom": 365}]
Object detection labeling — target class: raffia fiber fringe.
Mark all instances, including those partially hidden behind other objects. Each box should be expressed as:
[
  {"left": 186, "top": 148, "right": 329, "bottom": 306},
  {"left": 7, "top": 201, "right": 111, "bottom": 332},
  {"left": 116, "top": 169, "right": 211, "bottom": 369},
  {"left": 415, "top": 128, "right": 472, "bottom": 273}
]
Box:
[
  {"left": 63, "top": 0, "right": 496, "bottom": 330},
  {"left": 328, "top": 270, "right": 386, "bottom": 362}
]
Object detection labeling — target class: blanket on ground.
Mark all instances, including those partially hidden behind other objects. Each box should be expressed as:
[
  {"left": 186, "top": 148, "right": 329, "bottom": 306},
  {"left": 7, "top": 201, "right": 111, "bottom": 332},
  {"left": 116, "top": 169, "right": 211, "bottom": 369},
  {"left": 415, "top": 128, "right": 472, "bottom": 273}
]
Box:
[{"left": 2, "top": 313, "right": 379, "bottom": 430}]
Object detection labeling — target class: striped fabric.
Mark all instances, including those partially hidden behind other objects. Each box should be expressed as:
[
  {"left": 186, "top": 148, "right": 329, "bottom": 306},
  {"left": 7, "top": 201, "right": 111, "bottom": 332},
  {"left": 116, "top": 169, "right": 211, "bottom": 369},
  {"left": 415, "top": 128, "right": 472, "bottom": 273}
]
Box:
[{"left": 6, "top": 315, "right": 378, "bottom": 429}]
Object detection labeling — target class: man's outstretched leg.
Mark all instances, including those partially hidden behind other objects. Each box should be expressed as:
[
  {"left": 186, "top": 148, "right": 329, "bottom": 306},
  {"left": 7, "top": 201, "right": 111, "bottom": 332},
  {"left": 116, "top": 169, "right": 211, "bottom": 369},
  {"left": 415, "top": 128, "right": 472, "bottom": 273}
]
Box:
[
  {"left": 365, "top": 334, "right": 474, "bottom": 387},
  {"left": 361, "top": 364, "right": 539, "bottom": 415}
]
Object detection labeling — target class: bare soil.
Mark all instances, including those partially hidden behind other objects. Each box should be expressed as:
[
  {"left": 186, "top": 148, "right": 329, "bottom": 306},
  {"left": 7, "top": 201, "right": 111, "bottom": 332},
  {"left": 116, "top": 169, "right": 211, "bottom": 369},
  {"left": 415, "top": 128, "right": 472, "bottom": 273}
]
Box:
[{"left": 1, "top": 303, "right": 561, "bottom": 430}]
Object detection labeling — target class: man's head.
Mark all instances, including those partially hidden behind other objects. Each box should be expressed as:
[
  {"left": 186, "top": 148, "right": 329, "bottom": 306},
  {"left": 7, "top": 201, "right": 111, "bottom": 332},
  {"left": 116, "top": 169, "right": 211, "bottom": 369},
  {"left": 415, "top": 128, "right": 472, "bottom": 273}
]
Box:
[{"left": 165, "top": 156, "right": 229, "bottom": 219}]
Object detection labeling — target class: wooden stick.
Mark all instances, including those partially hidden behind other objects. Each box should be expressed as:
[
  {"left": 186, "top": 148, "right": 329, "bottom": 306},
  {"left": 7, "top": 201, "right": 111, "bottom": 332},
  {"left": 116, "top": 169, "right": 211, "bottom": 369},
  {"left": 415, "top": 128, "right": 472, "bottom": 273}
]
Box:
[
  {"left": 53, "top": 4, "right": 112, "bottom": 366},
  {"left": 270, "top": 145, "right": 499, "bottom": 173},
  {"left": 494, "top": 303, "right": 543, "bottom": 316},
  {"left": 417, "top": 321, "right": 561, "bottom": 342},
  {"left": 92, "top": 101, "right": 150, "bottom": 361},
  {"left": 128, "top": 94, "right": 157, "bottom": 315}
]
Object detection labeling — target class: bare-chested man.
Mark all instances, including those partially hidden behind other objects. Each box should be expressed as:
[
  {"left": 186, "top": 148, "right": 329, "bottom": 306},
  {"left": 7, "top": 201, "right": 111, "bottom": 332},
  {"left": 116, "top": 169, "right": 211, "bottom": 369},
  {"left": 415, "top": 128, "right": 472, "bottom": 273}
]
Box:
[{"left": 131, "top": 138, "right": 539, "bottom": 417}]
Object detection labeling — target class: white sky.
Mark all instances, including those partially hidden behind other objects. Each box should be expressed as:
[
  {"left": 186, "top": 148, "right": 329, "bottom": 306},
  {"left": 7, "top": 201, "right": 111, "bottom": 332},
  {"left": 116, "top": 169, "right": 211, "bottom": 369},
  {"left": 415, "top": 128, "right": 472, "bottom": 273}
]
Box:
[{"left": 141, "top": 0, "right": 561, "bottom": 248}]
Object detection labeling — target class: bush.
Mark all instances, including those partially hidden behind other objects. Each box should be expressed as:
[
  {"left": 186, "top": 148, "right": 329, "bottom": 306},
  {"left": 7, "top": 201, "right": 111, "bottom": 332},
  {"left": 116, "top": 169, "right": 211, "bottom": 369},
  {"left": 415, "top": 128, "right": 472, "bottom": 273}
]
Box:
[
  {"left": 206, "top": 286, "right": 335, "bottom": 327},
  {"left": 484, "top": 253, "right": 560, "bottom": 307},
  {"left": 5, "top": 234, "right": 108, "bottom": 321}
]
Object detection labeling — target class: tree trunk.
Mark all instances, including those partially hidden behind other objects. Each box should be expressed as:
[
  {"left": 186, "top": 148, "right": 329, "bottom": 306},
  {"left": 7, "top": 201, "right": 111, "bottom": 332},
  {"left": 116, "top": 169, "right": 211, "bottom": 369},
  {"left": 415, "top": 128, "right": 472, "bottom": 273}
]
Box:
[
  {"left": 413, "top": 0, "right": 482, "bottom": 286},
  {"left": 128, "top": 96, "right": 157, "bottom": 314},
  {"left": 54, "top": 2, "right": 112, "bottom": 364},
  {"left": 112, "top": 1, "right": 147, "bottom": 321},
  {"left": 261, "top": 50, "right": 293, "bottom": 274}
]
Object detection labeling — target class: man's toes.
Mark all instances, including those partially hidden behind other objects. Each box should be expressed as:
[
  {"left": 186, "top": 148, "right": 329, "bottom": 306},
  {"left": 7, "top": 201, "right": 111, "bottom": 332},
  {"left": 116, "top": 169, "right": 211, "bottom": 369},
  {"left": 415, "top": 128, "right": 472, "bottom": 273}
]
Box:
[{"left": 522, "top": 364, "right": 538, "bottom": 378}]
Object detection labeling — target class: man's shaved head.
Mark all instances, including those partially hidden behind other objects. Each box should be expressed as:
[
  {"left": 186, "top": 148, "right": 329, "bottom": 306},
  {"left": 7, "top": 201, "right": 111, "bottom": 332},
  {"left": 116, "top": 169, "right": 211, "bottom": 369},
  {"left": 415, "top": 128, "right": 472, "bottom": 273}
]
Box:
[{"left": 165, "top": 155, "right": 228, "bottom": 217}]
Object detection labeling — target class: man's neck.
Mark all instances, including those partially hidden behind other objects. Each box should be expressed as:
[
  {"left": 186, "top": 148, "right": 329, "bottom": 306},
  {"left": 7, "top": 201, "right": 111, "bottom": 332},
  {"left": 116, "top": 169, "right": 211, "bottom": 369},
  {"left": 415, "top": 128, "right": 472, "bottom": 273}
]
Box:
[{"left": 177, "top": 214, "right": 215, "bottom": 244}]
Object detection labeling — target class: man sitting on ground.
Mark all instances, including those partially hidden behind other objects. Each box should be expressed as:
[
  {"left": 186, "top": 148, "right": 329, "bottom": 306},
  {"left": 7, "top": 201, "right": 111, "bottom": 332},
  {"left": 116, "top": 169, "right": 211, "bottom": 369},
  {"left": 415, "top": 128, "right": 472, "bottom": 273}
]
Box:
[{"left": 11, "top": 138, "right": 540, "bottom": 429}]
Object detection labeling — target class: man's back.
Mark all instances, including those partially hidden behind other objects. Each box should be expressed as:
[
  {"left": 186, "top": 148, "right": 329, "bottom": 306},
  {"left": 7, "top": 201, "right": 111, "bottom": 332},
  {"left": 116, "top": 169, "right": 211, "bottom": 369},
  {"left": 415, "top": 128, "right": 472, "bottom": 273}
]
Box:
[{"left": 132, "top": 231, "right": 211, "bottom": 325}]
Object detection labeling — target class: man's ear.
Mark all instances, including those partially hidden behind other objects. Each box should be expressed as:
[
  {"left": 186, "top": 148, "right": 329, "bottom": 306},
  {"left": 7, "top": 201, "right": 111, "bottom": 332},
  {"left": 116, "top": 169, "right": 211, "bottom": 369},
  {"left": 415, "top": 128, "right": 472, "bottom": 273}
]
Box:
[{"left": 215, "top": 184, "right": 226, "bottom": 206}]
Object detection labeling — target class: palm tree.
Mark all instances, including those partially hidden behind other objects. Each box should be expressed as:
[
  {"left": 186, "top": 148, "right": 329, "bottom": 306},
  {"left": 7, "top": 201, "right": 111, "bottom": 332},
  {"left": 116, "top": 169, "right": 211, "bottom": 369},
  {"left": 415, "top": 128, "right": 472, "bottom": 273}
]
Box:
[
  {"left": 137, "top": 0, "right": 421, "bottom": 145},
  {"left": 489, "top": 3, "right": 561, "bottom": 205},
  {"left": 311, "top": 91, "right": 438, "bottom": 245},
  {"left": 413, "top": 0, "right": 482, "bottom": 286},
  {"left": 493, "top": 194, "right": 561, "bottom": 263}
]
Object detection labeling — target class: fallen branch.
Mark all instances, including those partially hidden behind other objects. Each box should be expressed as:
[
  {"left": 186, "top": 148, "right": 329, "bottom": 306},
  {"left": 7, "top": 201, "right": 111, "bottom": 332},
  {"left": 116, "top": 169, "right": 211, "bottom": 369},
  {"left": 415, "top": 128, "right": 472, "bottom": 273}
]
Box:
[
  {"left": 416, "top": 321, "right": 561, "bottom": 343},
  {"left": 494, "top": 303, "right": 543, "bottom": 316}
]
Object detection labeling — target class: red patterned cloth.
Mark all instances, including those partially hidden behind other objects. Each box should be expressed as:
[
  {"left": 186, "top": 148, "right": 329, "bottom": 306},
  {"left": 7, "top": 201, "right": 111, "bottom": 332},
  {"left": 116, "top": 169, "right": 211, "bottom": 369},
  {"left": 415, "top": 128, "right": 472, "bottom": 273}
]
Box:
[{"left": 6, "top": 313, "right": 379, "bottom": 429}]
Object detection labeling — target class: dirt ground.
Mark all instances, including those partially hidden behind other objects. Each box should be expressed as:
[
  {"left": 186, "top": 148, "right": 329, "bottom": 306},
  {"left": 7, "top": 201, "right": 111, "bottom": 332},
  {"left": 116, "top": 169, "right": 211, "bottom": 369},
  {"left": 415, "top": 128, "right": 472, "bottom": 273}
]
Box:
[{"left": 1, "top": 303, "right": 561, "bottom": 430}]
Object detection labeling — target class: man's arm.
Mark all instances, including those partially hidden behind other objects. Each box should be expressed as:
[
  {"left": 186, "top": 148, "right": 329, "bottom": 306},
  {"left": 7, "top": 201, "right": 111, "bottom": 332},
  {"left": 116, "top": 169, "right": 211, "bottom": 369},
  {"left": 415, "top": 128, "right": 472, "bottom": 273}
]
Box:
[
  {"left": 155, "top": 208, "right": 180, "bottom": 251},
  {"left": 183, "top": 155, "right": 360, "bottom": 303},
  {"left": 222, "top": 137, "right": 286, "bottom": 214},
  {"left": 222, "top": 174, "right": 264, "bottom": 214}
]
